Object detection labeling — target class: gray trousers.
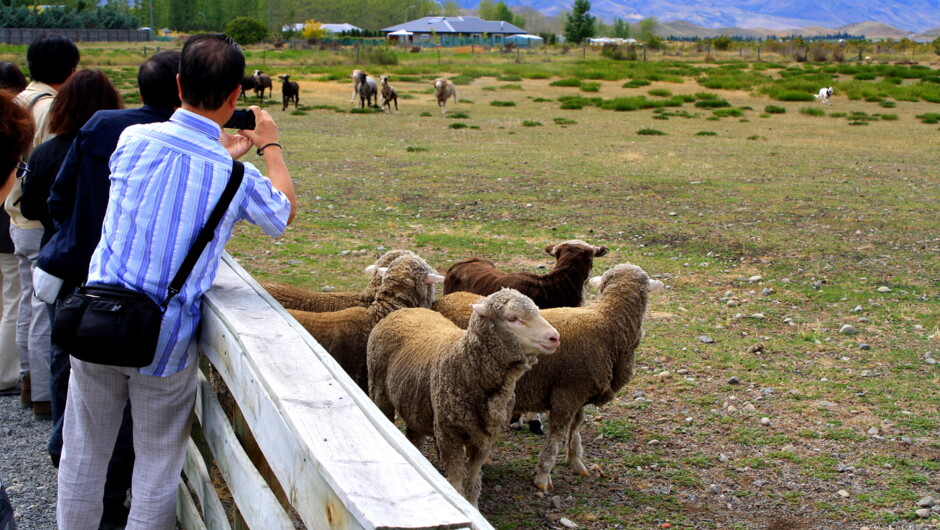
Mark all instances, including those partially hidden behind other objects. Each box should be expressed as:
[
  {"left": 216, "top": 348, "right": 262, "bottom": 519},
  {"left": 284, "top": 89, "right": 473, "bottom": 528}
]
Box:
[
  {"left": 0, "top": 253, "right": 20, "bottom": 390},
  {"left": 57, "top": 359, "right": 198, "bottom": 530},
  {"left": 10, "top": 226, "right": 49, "bottom": 401}
]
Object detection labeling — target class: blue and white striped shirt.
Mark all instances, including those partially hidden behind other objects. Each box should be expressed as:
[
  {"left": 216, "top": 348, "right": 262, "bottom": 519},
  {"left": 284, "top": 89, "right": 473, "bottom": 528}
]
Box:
[{"left": 87, "top": 109, "right": 291, "bottom": 376}]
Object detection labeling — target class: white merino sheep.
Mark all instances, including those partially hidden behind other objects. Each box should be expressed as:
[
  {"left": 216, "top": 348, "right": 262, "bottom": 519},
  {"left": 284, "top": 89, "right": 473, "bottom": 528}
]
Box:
[
  {"left": 815, "top": 86, "right": 833, "bottom": 105},
  {"left": 262, "top": 250, "right": 425, "bottom": 313},
  {"left": 288, "top": 254, "right": 444, "bottom": 390},
  {"left": 433, "top": 77, "right": 458, "bottom": 114},
  {"left": 350, "top": 69, "right": 365, "bottom": 103},
  {"left": 367, "top": 288, "right": 560, "bottom": 507},
  {"left": 353, "top": 70, "right": 378, "bottom": 108},
  {"left": 433, "top": 263, "right": 662, "bottom": 491}
]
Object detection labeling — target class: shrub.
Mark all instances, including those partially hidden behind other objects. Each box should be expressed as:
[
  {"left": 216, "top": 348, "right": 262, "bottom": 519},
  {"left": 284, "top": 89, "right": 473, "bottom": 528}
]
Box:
[
  {"left": 554, "top": 117, "right": 577, "bottom": 125},
  {"left": 558, "top": 95, "right": 596, "bottom": 109},
  {"left": 500, "top": 84, "right": 523, "bottom": 90},
  {"left": 799, "top": 107, "right": 826, "bottom": 116},
  {"left": 713, "top": 108, "right": 743, "bottom": 117},
  {"left": 226, "top": 17, "right": 269, "bottom": 45},
  {"left": 622, "top": 79, "right": 651, "bottom": 88},
  {"left": 490, "top": 100, "right": 516, "bottom": 107},
  {"left": 694, "top": 99, "right": 731, "bottom": 108},
  {"left": 290, "top": 110, "right": 308, "bottom": 116},
  {"left": 362, "top": 47, "right": 399, "bottom": 65},
  {"left": 550, "top": 77, "right": 582, "bottom": 87},
  {"left": 532, "top": 97, "right": 553, "bottom": 102},
  {"left": 406, "top": 146, "right": 428, "bottom": 152},
  {"left": 916, "top": 112, "right": 940, "bottom": 124},
  {"left": 637, "top": 128, "right": 666, "bottom": 135},
  {"left": 879, "top": 100, "right": 897, "bottom": 108},
  {"left": 765, "top": 105, "right": 786, "bottom": 114},
  {"left": 648, "top": 88, "right": 673, "bottom": 97},
  {"left": 522, "top": 120, "right": 543, "bottom": 126},
  {"left": 696, "top": 131, "right": 717, "bottom": 136},
  {"left": 771, "top": 90, "right": 816, "bottom": 102},
  {"left": 447, "top": 112, "right": 470, "bottom": 119},
  {"left": 449, "top": 122, "right": 469, "bottom": 129},
  {"left": 694, "top": 92, "right": 719, "bottom": 100},
  {"left": 350, "top": 107, "right": 381, "bottom": 114},
  {"left": 580, "top": 81, "right": 601, "bottom": 92},
  {"left": 419, "top": 111, "right": 432, "bottom": 117},
  {"left": 877, "top": 113, "right": 899, "bottom": 121}
]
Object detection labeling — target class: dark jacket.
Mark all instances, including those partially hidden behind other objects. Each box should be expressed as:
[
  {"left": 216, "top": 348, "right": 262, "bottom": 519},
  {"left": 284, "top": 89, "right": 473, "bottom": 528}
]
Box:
[
  {"left": 22, "top": 132, "right": 76, "bottom": 247},
  {"left": 38, "top": 105, "right": 175, "bottom": 285}
]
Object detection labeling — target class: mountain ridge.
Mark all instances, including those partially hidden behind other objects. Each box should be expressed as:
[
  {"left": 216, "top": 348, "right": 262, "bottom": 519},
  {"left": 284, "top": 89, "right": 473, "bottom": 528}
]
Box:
[{"left": 459, "top": 0, "right": 940, "bottom": 34}]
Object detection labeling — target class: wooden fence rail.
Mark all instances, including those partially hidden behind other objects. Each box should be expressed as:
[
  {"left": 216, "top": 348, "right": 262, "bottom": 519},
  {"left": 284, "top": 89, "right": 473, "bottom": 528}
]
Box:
[{"left": 177, "top": 253, "right": 492, "bottom": 529}]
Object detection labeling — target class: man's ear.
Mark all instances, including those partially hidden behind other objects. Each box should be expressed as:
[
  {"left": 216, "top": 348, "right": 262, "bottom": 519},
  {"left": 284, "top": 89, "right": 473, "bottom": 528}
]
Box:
[{"left": 176, "top": 74, "right": 184, "bottom": 105}]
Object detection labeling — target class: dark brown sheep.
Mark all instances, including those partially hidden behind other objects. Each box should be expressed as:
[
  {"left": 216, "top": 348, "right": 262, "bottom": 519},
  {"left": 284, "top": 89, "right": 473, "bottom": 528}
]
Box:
[{"left": 443, "top": 240, "right": 608, "bottom": 309}]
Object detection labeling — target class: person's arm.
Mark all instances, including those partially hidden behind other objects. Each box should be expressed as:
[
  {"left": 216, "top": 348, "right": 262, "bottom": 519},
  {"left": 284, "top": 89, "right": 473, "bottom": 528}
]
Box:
[
  {"left": 48, "top": 136, "right": 83, "bottom": 226},
  {"left": 226, "top": 106, "right": 296, "bottom": 225}
]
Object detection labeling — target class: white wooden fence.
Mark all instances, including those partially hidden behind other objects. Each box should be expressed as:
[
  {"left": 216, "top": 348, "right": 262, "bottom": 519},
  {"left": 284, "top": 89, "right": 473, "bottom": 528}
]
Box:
[{"left": 177, "top": 253, "right": 492, "bottom": 529}]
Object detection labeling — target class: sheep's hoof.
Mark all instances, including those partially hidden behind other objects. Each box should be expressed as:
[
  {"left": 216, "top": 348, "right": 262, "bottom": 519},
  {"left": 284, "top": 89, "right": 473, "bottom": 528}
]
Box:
[
  {"left": 527, "top": 419, "right": 545, "bottom": 436},
  {"left": 533, "top": 475, "right": 553, "bottom": 491}
]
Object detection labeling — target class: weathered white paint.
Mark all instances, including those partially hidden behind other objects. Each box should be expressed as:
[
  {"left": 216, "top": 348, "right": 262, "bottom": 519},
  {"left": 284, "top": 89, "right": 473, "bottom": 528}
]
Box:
[
  {"left": 181, "top": 438, "right": 231, "bottom": 530},
  {"left": 177, "top": 478, "right": 209, "bottom": 530},
  {"left": 182, "top": 252, "right": 489, "bottom": 530}
]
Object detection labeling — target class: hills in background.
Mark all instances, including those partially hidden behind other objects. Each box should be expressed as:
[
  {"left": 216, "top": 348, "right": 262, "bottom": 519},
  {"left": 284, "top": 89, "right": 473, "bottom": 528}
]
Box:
[{"left": 459, "top": 0, "right": 940, "bottom": 38}]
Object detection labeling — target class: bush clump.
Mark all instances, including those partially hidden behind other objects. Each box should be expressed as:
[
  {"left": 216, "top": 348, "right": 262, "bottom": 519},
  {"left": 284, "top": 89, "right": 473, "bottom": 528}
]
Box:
[
  {"left": 522, "top": 120, "right": 543, "bottom": 126},
  {"left": 637, "top": 128, "right": 666, "bottom": 135},
  {"left": 648, "top": 88, "right": 673, "bottom": 97},
  {"left": 694, "top": 99, "right": 731, "bottom": 108},
  {"left": 799, "top": 107, "right": 826, "bottom": 116},
  {"left": 550, "top": 77, "right": 582, "bottom": 88},
  {"left": 490, "top": 100, "right": 516, "bottom": 107},
  {"left": 764, "top": 105, "right": 786, "bottom": 114}
]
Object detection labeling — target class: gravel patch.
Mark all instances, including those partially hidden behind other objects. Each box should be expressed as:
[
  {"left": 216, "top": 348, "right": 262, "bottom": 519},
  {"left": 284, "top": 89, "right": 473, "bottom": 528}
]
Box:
[{"left": 0, "top": 394, "right": 57, "bottom": 529}]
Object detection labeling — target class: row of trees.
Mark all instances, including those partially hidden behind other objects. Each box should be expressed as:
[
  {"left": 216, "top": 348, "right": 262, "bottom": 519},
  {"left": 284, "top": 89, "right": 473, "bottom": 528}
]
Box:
[{"left": 0, "top": 5, "right": 139, "bottom": 29}]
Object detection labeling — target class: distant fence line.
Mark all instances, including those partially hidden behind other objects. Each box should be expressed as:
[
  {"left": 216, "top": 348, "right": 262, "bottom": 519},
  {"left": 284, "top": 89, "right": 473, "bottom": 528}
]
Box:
[{"left": 0, "top": 28, "right": 152, "bottom": 44}]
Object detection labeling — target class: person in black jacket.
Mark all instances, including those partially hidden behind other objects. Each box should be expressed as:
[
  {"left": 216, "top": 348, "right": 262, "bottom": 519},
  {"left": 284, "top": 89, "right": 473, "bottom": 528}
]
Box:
[
  {"left": 36, "top": 50, "right": 181, "bottom": 530},
  {"left": 22, "top": 69, "right": 123, "bottom": 246}
]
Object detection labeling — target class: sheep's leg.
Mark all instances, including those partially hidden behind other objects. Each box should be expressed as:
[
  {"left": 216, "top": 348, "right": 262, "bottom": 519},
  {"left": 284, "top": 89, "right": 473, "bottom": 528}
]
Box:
[
  {"left": 565, "top": 407, "right": 589, "bottom": 476},
  {"left": 534, "top": 416, "right": 568, "bottom": 490},
  {"left": 463, "top": 442, "right": 487, "bottom": 508},
  {"left": 436, "top": 431, "right": 467, "bottom": 497}
]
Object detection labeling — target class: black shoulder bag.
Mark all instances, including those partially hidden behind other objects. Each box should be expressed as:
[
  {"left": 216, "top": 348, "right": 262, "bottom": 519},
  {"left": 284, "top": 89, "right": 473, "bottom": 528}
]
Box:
[{"left": 52, "top": 160, "right": 245, "bottom": 367}]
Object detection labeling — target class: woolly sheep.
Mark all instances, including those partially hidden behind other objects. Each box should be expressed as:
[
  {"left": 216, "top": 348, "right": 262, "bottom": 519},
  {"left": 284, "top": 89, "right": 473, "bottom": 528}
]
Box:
[
  {"left": 288, "top": 254, "right": 444, "bottom": 390},
  {"left": 239, "top": 76, "right": 256, "bottom": 102},
  {"left": 350, "top": 69, "right": 365, "bottom": 103},
  {"left": 443, "top": 240, "right": 608, "bottom": 309},
  {"left": 380, "top": 75, "right": 398, "bottom": 113},
  {"left": 278, "top": 74, "right": 299, "bottom": 111},
  {"left": 434, "top": 263, "right": 663, "bottom": 491},
  {"left": 433, "top": 77, "right": 457, "bottom": 114},
  {"left": 368, "top": 288, "right": 560, "bottom": 506},
  {"left": 252, "top": 70, "right": 272, "bottom": 100},
  {"left": 354, "top": 70, "right": 378, "bottom": 108},
  {"left": 262, "top": 249, "right": 423, "bottom": 313}
]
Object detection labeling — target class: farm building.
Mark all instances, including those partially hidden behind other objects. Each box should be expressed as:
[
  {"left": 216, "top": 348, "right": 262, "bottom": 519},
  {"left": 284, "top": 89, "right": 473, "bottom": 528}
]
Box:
[
  {"left": 505, "top": 34, "right": 543, "bottom": 48},
  {"left": 382, "top": 16, "right": 525, "bottom": 46}
]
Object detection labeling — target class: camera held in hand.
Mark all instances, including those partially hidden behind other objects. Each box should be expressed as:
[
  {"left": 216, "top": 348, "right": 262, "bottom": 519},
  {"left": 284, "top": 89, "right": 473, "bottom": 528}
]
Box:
[{"left": 223, "top": 109, "right": 255, "bottom": 130}]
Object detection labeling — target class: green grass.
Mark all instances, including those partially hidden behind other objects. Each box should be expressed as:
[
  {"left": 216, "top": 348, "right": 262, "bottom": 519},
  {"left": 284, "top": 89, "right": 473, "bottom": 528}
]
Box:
[{"left": 490, "top": 100, "right": 516, "bottom": 107}]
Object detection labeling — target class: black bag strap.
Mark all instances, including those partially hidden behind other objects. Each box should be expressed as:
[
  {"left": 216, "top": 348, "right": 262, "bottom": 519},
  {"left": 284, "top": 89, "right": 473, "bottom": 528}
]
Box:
[{"left": 161, "top": 160, "right": 245, "bottom": 308}]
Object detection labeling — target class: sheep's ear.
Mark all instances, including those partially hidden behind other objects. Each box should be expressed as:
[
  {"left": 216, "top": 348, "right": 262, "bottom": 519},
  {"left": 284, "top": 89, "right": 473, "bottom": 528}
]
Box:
[
  {"left": 425, "top": 273, "right": 445, "bottom": 285},
  {"left": 364, "top": 264, "right": 378, "bottom": 275},
  {"left": 376, "top": 267, "right": 390, "bottom": 278},
  {"left": 471, "top": 302, "right": 492, "bottom": 318},
  {"left": 593, "top": 245, "right": 609, "bottom": 257},
  {"left": 588, "top": 275, "right": 603, "bottom": 289},
  {"left": 544, "top": 244, "right": 557, "bottom": 256},
  {"left": 648, "top": 279, "right": 665, "bottom": 292}
]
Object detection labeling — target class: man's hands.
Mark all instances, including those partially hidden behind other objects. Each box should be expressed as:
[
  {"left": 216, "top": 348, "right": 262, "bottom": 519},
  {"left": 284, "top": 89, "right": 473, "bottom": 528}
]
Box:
[{"left": 219, "top": 106, "right": 279, "bottom": 159}]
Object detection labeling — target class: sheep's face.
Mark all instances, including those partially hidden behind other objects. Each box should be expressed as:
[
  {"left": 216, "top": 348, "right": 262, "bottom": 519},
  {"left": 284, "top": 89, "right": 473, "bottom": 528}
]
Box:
[
  {"left": 380, "top": 75, "right": 389, "bottom": 85},
  {"left": 377, "top": 255, "right": 443, "bottom": 308},
  {"left": 278, "top": 74, "right": 290, "bottom": 81},
  {"left": 473, "top": 289, "right": 560, "bottom": 355},
  {"left": 545, "top": 240, "right": 608, "bottom": 259},
  {"left": 365, "top": 250, "right": 422, "bottom": 289},
  {"left": 433, "top": 78, "right": 448, "bottom": 93}
]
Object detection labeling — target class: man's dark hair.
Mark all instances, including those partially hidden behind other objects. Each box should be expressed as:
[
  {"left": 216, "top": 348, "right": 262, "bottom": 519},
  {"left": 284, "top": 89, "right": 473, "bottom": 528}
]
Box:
[
  {"left": 0, "top": 62, "right": 27, "bottom": 92},
  {"left": 26, "top": 34, "right": 80, "bottom": 85},
  {"left": 138, "top": 50, "right": 182, "bottom": 110},
  {"left": 179, "top": 34, "right": 244, "bottom": 111}
]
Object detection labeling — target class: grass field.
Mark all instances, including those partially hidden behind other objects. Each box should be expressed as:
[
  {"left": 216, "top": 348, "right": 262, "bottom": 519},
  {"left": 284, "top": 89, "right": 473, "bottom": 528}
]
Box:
[
  {"left": 214, "top": 55, "right": 939, "bottom": 529},
  {"left": 67, "top": 44, "right": 937, "bottom": 528}
]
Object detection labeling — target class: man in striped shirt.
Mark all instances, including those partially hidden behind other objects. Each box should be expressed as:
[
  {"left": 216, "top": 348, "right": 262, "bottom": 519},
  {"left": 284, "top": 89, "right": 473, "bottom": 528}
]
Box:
[{"left": 56, "top": 34, "right": 296, "bottom": 529}]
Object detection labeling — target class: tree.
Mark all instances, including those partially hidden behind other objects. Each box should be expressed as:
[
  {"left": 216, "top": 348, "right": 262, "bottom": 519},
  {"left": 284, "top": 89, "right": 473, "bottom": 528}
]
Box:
[
  {"left": 225, "top": 16, "right": 268, "bottom": 44},
  {"left": 636, "top": 16, "right": 658, "bottom": 42},
  {"left": 300, "top": 18, "right": 323, "bottom": 41},
  {"left": 563, "top": 0, "right": 594, "bottom": 45},
  {"left": 612, "top": 18, "right": 630, "bottom": 39}
]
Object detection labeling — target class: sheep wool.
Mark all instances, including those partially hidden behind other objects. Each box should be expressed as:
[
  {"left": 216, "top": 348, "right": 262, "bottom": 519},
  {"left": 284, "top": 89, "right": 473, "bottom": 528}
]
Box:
[
  {"left": 288, "top": 254, "right": 443, "bottom": 390},
  {"left": 262, "top": 249, "right": 424, "bottom": 313},
  {"left": 367, "top": 288, "right": 560, "bottom": 507}
]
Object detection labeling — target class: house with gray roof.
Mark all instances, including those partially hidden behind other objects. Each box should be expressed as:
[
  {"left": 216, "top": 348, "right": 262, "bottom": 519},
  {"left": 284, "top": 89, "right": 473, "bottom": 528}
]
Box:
[{"left": 382, "top": 16, "right": 525, "bottom": 46}]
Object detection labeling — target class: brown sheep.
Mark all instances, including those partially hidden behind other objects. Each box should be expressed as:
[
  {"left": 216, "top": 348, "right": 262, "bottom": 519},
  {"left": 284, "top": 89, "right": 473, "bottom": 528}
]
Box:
[
  {"left": 443, "top": 240, "right": 608, "bottom": 309},
  {"left": 252, "top": 70, "right": 272, "bottom": 100},
  {"left": 367, "top": 289, "right": 560, "bottom": 507},
  {"left": 380, "top": 75, "right": 398, "bottom": 113},
  {"left": 288, "top": 254, "right": 444, "bottom": 390}
]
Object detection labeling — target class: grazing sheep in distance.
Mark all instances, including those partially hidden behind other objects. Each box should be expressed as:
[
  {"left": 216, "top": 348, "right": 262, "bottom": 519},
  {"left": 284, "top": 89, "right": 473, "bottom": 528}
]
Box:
[
  {"left": 253, "top": 69, "right": 272, "bottom": 100},
  {"left": 288, "top": 254, "right": 444, "bottom": 390},
  {"left": 443, "top": 240, "right": 609, "bottom": 309},
  {"left": 815, "top": 86, "right": 833, "bottom": 105},
  {"left": 367, "top": 288, "right": 560, "bottom": 507},
  {"left": 239, "top": 76, "right": 256, "bottom": 102},
  {"left": 350, "top": 69, "right": 365, "bottom": 103},
  {"left": 864, "top": 56, "right": 873, "bottom": 64},
  {"left": 433, "top": 77, "right": 457, "bottom": 114},
  {"left": 278, "top": 74, "right": 299, "bottom": 111},
  {"left": 380, "top": 75, "right": 398, "bottom": 113},
  {"left": 262, "top": 249, "right": 426, "bottom": 314}
]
